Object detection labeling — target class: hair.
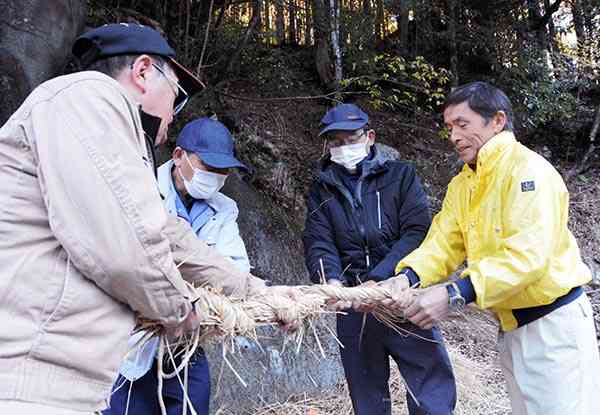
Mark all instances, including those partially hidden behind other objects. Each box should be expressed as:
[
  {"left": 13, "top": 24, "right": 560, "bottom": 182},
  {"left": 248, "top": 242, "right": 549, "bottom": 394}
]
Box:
[
  {"left": 81, "top": 54, "right": 170, "bottom": 78},
  {"left": 444, "top": 81, "right": 514, "bottom": 132}
]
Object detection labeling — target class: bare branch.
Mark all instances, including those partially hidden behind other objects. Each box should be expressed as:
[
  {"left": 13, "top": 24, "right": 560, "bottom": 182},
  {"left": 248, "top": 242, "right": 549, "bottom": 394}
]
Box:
[
  {"left": 567, "top": 105, "right": 600, "bottom": 181},
  {"left": 213, "top": 88, "right": 367, "bottom": 103},
  {"left": 196, "top": 0, "right": 215, "bottom": 76}
]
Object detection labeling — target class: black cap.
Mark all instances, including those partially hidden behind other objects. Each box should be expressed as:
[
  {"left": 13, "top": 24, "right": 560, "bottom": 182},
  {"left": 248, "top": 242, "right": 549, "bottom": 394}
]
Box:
[{"left": 72, "top": 23, "right": 205, "bottom": 107}]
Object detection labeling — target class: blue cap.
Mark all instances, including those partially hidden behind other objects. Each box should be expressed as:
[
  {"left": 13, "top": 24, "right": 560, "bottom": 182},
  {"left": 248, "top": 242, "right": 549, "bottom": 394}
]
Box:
[
  {"left": 176, "top": 118, "right": 247, "bottom": 171},
  {"left": 72, "top": 23, "right": 205, "bottom": 107},
  {"left": 319, "top": 103, "right": 369, "bottom": 136}
]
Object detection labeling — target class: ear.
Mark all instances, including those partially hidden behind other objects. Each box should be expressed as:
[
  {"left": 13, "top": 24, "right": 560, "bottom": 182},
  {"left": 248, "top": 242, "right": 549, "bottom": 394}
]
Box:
[
  {"left": 366, "top": 129, "right": 376, "bottom": 146},
  {"left": 493, "top": 111, "right": 507, "bottom": 133},
  {"left": 129, "top": 55, "right": 153, "bottom": 92},
  {"left": 172, "top": 147, "right": 184, "bottom": 166}
]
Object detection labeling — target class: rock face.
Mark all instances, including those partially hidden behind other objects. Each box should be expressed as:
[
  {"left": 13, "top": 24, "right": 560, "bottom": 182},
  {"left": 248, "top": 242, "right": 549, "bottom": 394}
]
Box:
[
  {"left": 210, "top": 174, "right": 344, "bottom": 413},
  {"left": 222, "top": 173, "right": 308, "bottom": 286},
  {"left": 205, "top": 324, "right": 344, "bottom": 414},
  {"left": 0, "top": 0, "right": 87, "bottom": 124}
]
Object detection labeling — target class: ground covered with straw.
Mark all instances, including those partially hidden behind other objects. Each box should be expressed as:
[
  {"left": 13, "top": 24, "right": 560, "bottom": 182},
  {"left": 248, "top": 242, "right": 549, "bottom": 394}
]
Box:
[{"left": 235, "top": 306, "right": 511, "bottom": 415}]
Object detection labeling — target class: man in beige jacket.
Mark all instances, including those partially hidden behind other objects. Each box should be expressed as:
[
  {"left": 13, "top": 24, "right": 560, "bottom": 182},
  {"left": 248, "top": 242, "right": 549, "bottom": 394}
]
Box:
[{"left": 0, "top": 23, "right": 279, "bottom": 414}]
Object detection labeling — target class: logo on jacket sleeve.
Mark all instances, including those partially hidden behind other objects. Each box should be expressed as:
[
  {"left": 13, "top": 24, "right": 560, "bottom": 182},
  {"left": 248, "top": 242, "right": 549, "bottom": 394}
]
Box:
[{"left": 521, "top": 181, "right": 535, "bottom": 192}]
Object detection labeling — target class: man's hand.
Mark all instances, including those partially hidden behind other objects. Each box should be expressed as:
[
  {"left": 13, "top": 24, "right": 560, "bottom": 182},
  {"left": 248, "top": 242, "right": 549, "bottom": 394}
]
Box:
[
  {"left": 404, "top": 286, "right": 449, "bottom": 329},
  {"left": 380, "top": 274, "right": 413, "bottom": 309},
  {"left": 265, "top": 285, "right": 302, "bottom": 332},
  {"left": 325, "top": 279, "right": 352, "bottom": 311},
  {"left": 166, "top": 308, "right": 201, "bottom": 338},
  {"left": 352, "top": 280, "right": 377, "bottom": 313}
]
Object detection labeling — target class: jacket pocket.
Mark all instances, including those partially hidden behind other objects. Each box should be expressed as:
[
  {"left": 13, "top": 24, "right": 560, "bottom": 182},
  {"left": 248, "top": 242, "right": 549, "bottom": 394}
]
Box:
[{"left": 39, "top": 251, "right": 75, "bottom": 330}]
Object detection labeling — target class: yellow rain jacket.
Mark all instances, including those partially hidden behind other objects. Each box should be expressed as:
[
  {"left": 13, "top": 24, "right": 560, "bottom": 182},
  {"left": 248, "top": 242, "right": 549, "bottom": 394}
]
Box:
[{"left": 396, "top": 131, "right": 591, "bottom": 331}]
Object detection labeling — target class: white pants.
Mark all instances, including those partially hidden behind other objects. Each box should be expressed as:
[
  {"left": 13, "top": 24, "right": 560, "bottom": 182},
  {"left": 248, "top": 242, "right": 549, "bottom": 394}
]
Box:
[
  {"left": 0, "top": 400, "right": 98, "bottom": 415},
  {"left": 498, "top": 293, "right": 600, "bottom": 415}
]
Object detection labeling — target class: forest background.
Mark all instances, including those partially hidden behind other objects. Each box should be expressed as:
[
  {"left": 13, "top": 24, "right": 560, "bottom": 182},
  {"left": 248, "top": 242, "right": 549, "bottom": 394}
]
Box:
[{"left": 1, "top": 0, "right": 599, "bottom": 413}]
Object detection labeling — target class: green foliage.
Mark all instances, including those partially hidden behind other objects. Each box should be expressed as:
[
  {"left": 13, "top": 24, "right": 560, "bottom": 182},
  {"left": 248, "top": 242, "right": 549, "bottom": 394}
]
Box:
[
  {"left": 497, "top": 45, "right": 577, "bottom": 130},
  {"left": 339, "top": 11, "right": 378, "bottom": 76},
  {"left": 341, "top": 54, "right": 452, "bottom": 113}
]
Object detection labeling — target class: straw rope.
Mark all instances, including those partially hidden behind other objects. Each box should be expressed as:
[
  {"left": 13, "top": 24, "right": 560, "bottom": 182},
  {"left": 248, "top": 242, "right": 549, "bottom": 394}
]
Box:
[
  {"left": 130, "top": 282, "right": 427, "bottom": 414},
  {"left": 138, "top": 282, "right": 418, "bottom": 342}
]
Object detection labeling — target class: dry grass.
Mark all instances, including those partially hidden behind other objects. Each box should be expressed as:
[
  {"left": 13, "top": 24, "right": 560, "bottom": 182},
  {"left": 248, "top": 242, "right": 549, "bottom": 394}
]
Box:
[
  {"left": 220, "top": 307, "right": 512, "bottom": 415},
  {"left": 240, "top": 345, "right": 510, "bottom": 415}
]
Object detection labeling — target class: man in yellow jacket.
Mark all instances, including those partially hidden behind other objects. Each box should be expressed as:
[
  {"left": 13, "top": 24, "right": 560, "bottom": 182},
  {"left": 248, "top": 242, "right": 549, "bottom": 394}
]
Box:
[{"left": 384, "top": 81, "right": 600, "bottom": 415}]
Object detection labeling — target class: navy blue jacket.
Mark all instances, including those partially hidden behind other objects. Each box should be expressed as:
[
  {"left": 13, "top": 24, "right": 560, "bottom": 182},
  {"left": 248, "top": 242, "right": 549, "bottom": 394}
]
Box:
[{"left": 303, "top": 148, "right": 431, "bottom": 285}]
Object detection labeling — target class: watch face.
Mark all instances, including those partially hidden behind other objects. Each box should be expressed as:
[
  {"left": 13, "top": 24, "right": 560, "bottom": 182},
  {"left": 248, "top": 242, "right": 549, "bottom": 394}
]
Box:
[{"left": 451, "top": 296, "right": 466, "bottom": 309}]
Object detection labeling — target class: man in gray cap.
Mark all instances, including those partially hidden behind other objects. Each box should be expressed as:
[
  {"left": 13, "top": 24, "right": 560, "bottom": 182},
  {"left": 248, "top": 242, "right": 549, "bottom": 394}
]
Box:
[{"left": 0, "top": 23, "right": 283, "bottom": 414}]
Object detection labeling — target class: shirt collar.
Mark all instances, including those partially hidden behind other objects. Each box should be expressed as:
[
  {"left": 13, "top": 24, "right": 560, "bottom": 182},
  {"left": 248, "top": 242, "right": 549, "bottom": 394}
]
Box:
[{"left": 462, "top": 131, "right": 516, "bottom": 176}]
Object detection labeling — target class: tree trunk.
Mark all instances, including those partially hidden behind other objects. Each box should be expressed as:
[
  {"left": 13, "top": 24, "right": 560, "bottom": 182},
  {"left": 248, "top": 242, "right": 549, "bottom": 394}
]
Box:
[
  {"left": 571, "top": 0, "right": 587, "bottom": 51},
  {"left": 567, "top": 104, "right": 600, "bottom": 181},
  {"left": 275, "top": 0, "right": 285, "bottom": 44},
  {"left": 330, "top": 0, "right": 342, "bottom": 87},
  {"left": 527, "top": 0, "right": 548, "bottom": 51},
  {"left": 0, "top": 0, "right": 87, "bottom": 125},
  {"left": 289, "top": 0, "right": 298, "bottom": 45},
  {"left": 376, "top": 0, "right": 384, "bottom": 40},
  {"left": 305, "top": 0, "right": 312, "bottom": 45},
  {"left": 253, "top": 0, "right": 263, "bottom": 41},
  {"left": 582, "top": 0, "right": 595, "bottom": 39},
  {"left": 544, "top": 0, "right": 558, "bottom": 50},
  {"left": 447, "top": 0, "right": 459, "bottom": 86},
  {"left": 398, "top": 0, "right": 409, "bottom": 56},
  {"left": 312, "top": 0, "right": 335, "bottom": 89},
  {"left": 264, "top": 0, "right": 272, "bottom": 44},
  {"left": 543, "top": 0, "right": 562, "bottom": 70}
]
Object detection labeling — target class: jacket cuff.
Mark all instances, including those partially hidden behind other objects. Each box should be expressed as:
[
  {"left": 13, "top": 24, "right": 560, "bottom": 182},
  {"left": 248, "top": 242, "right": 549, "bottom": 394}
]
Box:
[
  {"left": 455, "top": 276, "right": 476, "bottom": 304},
  {"left": 399, "top": 267, "right": 420, "bottom": 287},
  {"left": 326, "top": 277, "right": 346, "bottom": 285}
]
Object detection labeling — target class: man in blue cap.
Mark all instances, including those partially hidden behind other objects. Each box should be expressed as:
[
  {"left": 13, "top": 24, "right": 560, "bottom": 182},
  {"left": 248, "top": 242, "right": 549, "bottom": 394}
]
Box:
[
  {"left": 302, "top": 103, "right": 457, "bottom": 414},
  {"left": 0, "top": 23, "right": 285, "bottom": 413},
  {"left": 106, "top": 118, "right": 250, "bottom": 415}
]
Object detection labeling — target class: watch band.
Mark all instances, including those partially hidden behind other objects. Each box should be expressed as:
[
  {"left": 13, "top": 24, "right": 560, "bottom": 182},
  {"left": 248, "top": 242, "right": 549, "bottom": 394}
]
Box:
[{"left": 446, "top": 282, "right": 466, "bottom": 310}]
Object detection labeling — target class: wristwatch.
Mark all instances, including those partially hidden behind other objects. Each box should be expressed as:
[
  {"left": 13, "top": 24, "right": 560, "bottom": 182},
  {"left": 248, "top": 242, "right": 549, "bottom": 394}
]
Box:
[
  {"left": 446, "top": 282, "right": 466, "bottom": 310},
  {"left": 394, "top": 268, "right": 418, "bottom": 288}
]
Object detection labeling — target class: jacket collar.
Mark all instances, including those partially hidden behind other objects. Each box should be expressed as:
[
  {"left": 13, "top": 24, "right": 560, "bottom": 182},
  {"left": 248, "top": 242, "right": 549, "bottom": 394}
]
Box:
[
  {"left": 462, "top": 131, "right": 516, "bottom": 177},
  {"left": 318, "top": 146, "right": 388, "bottom": 186}
]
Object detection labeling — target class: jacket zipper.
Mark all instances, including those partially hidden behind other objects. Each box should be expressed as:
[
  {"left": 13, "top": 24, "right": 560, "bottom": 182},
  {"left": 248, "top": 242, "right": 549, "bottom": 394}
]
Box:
[
  {"left": 376, "top": 190, "right": 382, "bottom": 229},
  {"left": 355, "top": 193, "right": 371, "bottom": 271}
]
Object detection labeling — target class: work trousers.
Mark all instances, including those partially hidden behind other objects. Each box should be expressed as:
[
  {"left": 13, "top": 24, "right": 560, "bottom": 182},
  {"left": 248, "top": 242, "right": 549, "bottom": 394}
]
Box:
[
  {"left": 104, "top": 349, "right": 210, "bottom": 415},
  {"left": 498, "top": 293, "right": 600, "bottom": 415},
  {"left": 337, "top": 311, "right": 456, "bottom": 415}
]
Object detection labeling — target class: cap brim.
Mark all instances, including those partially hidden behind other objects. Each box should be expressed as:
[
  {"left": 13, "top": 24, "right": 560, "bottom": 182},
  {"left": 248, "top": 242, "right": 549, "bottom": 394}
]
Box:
[
  {"left": 169, "top": 58, "right": 206, "bottom": 105},
  {"left": 195, "top": 152, "right": 248, "bottom": 172},
  {"left": 318, "top": 120, "right": 368, "bottom": 137}
]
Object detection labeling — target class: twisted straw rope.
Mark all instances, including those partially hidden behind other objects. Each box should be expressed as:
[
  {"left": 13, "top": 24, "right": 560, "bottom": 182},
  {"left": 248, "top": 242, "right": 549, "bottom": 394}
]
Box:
[
  {"left": 133, "top": 283, "right": 428, "bottom": 414},
  {"left": 139, "top": 282, "right": 419, "bottom": 345}
]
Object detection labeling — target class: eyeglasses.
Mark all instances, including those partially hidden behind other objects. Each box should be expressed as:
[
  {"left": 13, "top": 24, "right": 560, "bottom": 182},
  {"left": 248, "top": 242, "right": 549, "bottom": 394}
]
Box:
[
  {"left": 152, "top": 63, "right": 189, "bottom": 116},
  {"left": 327, "top": 129, "right": 367, "bottom": 147}
]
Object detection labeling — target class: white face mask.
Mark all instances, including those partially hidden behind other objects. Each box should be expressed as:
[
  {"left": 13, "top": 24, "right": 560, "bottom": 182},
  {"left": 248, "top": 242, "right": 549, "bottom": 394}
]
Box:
[
  {"left": 178, "top": 152, "right": 227, "bottom": 200},
  {"left": 119, "top": 331, "right": 159, "bottom": 381},
  {"left": 330, "top": 141, "right": 370, "bottom": 171}
]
